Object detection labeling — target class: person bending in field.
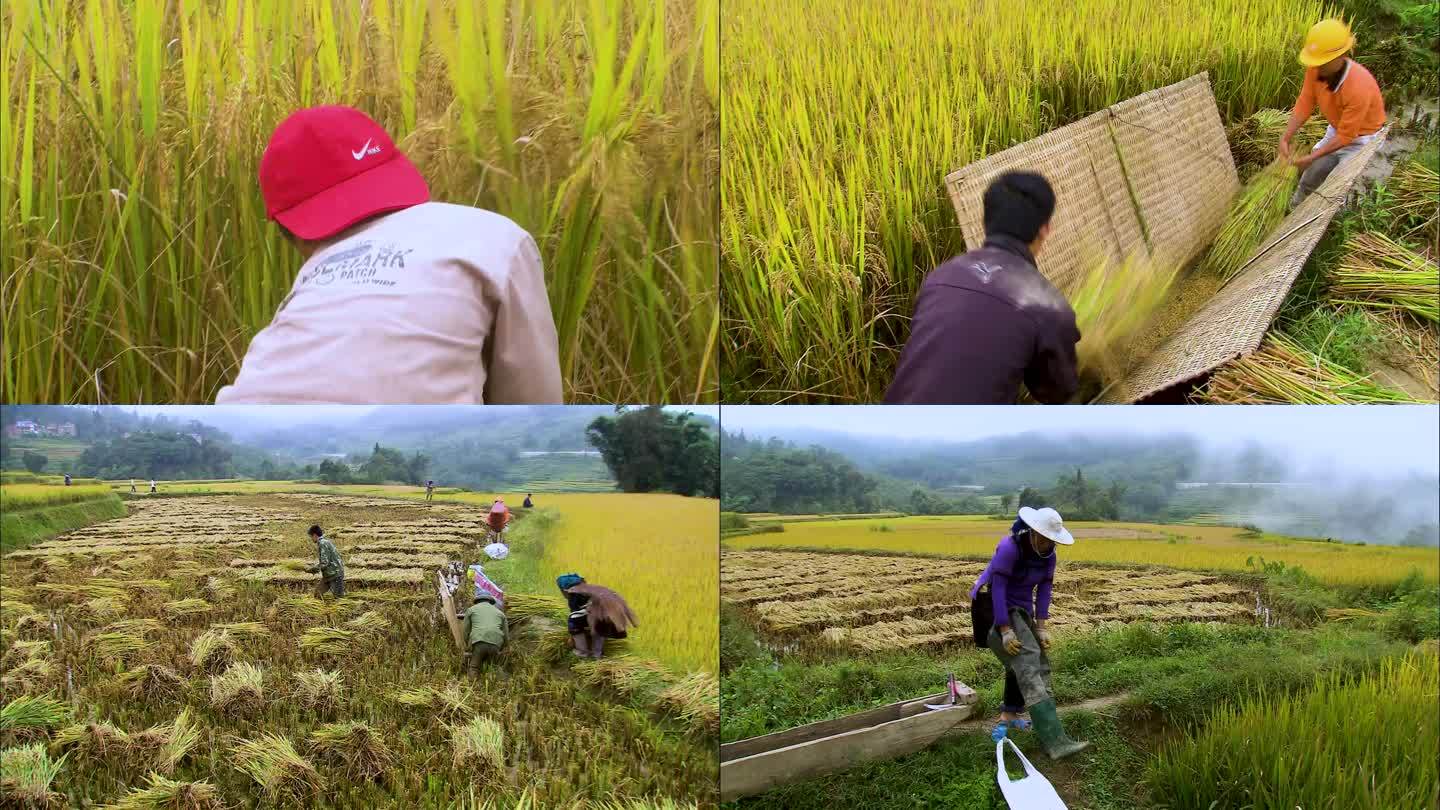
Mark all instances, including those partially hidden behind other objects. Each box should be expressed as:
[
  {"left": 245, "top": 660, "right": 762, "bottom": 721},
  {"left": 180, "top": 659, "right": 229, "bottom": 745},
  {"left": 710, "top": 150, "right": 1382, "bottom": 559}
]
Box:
[
  {"left": 461, "top": 592, "right": 508, "bottom": 677},
  {"left": 486, "top": 499, "right": 511, "bottom": 537},
  {"left": 522, "top": 493, "right": 533, "bottom": 509},
  {"left": 971, "top": 507, "right": 1089, "bottom": 760},
  {"left": 885, "top": 171, "right": 1079, "bottom": 404},
  {"left": 305, "top": 524, "right": 346, "bottom": 598},
  {"left": 1281, "top": 18, "right": 1385, "bottom": 210},
  {"left": 215, "top": 105, "right": 563, "bottom": 405},
  {"left": 556, "top": 573, "right": 637, "bottom": 659}
]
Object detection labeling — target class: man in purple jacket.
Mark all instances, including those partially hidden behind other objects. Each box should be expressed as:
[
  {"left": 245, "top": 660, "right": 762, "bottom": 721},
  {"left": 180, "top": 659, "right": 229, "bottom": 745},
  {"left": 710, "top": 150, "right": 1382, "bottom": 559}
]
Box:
[
  {"left": 885, "top": 171, "right": 1080, "bottom": 404},
  {"left": 971, "top": 506, "right": 1090, "bottom": 759}
]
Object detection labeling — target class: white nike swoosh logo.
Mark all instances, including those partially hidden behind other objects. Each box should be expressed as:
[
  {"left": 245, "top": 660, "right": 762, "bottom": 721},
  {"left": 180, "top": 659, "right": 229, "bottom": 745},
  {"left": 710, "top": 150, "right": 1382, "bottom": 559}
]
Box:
[{"left": 352, "top": 139, "right": 372, "bottom": 160}]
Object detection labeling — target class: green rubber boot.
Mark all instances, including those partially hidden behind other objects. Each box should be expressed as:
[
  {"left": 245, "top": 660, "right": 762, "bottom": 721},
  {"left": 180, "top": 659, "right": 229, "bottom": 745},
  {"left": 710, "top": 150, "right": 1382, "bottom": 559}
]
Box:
[{"left": 1028, "top": 699, "right": 1091, "bottom": 760}]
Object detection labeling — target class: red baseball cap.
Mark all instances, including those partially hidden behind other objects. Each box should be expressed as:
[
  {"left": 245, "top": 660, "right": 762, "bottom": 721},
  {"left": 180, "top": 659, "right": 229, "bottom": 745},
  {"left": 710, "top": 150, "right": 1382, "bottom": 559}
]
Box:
[{"left": 259, "top": 105, "right": 429, "bottom": 240}]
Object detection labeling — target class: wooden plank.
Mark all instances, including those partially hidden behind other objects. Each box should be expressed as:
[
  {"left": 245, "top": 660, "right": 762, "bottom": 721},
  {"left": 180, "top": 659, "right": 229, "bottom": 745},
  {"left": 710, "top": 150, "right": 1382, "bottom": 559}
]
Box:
[
  {"left": 720, "top": 686, "right": 979, "bottom": 803},
  {"left": 721, "top": 692, "right": 949, "bottom": 761},
  {"left": 438, "top": 571, "right": 465, "bottom": 653}
]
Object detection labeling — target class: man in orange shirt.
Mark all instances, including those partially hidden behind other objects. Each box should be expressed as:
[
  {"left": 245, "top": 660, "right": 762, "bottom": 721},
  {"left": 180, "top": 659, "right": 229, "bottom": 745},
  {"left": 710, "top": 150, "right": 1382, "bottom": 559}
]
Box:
[{"left": 1279, "top": 18, "right": 1386, "bottom": 209}]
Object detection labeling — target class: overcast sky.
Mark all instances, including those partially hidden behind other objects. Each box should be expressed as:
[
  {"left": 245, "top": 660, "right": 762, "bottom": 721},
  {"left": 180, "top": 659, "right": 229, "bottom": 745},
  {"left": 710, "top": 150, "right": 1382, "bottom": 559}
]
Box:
[{"left": 720, "top": 406, "right": 1440, "bottom": 475}]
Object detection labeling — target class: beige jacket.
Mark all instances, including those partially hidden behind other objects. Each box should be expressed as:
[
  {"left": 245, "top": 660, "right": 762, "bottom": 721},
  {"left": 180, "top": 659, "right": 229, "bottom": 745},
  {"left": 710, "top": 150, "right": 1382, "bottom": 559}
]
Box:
[{"left": 216, "top": 203, "right": 562, "bottom": 404}]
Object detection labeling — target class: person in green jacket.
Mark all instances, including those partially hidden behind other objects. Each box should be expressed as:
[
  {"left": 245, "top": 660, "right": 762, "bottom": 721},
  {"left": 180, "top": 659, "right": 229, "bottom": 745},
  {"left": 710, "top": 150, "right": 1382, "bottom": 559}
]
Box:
[
  {"left": 306, "top": 524, "right": 346, "bottom": 598},
  {"left": 462, "top": 592, "right": 508, "bottom": 677}
]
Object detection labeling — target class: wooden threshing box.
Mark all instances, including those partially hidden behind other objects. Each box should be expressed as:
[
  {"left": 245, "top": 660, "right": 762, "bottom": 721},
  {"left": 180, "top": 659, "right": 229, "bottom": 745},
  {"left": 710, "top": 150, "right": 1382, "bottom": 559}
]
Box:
[{"left": 720, "top": 684, "right": 979, "bottom": 802}]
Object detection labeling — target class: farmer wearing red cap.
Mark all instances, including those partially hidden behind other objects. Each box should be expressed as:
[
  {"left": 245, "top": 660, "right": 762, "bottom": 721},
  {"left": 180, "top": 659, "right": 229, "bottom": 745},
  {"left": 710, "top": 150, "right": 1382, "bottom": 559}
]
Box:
[
  {"left": 216, "top": 106, "right": 563, "bottom": 404},
  {"left": 1279, "top": 19, "right": 1386, "bottom": 209}
]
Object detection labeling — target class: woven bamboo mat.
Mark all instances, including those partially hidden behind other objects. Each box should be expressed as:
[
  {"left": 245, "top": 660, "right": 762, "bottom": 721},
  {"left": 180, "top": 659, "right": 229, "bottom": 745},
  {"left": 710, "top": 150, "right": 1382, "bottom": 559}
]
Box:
[
  {"left": 1102, "top": 128, "right": 1390, "bottom": 402},
  {"left": 1106, "top": 74, "right": 1239, "bottom": 267}
]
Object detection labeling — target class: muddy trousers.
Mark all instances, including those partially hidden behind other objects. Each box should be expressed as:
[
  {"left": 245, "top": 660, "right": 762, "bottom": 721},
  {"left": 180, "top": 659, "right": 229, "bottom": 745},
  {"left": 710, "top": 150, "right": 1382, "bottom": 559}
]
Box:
[
  {"left": 466, "top": 641, "right": 501, "bottom": 676},
  {"left": 1290, "top": 140, "right": 1366, "bottom": 209},
  {"left": 315, "top": 575, "right": 346, "bottom": 598},
  {"left": 987, "top": 607, "right": 1053, "bottom": 713}
]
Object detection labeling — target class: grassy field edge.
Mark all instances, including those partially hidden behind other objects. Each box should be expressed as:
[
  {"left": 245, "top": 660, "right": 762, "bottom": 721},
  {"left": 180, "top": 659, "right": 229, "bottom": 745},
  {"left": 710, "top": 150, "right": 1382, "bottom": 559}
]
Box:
[{"left": 0, "top": 494, "right": 126, "bottom": 553}]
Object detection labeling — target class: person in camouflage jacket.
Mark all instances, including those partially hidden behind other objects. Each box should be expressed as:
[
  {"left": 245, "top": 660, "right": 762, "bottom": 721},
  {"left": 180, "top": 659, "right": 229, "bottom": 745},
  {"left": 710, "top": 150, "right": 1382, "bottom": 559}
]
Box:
[{"left": 307, "top": 524, "right": 346, "bottom": 598}]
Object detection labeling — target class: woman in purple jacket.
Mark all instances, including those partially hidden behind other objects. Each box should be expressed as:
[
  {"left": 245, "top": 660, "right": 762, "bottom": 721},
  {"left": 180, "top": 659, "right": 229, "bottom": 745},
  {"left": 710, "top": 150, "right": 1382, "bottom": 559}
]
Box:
[{"left": 970, "top": 506, "right": 1090, "bottom": 759}]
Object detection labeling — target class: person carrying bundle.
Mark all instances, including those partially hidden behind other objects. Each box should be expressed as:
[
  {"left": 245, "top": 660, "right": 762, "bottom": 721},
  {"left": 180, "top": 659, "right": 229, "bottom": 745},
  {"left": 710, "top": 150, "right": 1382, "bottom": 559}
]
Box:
[
  {"left": 885, "top": 171, "right": 1079, "bottom": 405},
  {"left": 305, "top": 524, "right": 346, "bottom": 598},
  {"left": 970, "top": 507, "right": 1089, "bottom": 760},
  {"left": 1280, "top": 18, "right": 1386, "bottom": 209},
  {"left": 461, "top": 592, "right": 507, "bottom": 677},
  {"left": 556, "top": 573, "right": 638, "bottom": 659}
]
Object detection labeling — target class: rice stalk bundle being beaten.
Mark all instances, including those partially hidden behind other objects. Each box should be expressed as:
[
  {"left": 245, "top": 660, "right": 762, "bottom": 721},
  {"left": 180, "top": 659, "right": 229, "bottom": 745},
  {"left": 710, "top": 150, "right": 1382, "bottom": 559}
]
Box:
[
  {"left": 1069, "top": 250, "right": 1181, "bottom": 387},
  {"left": 1202, "top": 333, "right": 1422, "bottom": 404},
  {"left": 230, "top": 733, "right": 324, "bottom": 803},
  {"left": 1199, "top": 159, "right": 1298, "bottom": 281},
  {"left": 1227, "top": 108, "right": 1326, "bottom": 178},
  {"left": 308, "top": 721, "right": 396, "bottom": 782},
  {"left": 1331, "top": 232, "right": 1439, "bottom": 323}
]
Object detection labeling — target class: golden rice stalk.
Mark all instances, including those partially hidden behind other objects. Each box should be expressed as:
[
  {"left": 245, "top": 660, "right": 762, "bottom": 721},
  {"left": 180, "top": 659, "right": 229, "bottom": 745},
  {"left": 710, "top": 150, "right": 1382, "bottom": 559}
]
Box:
[
  {"left": 162, "top": 599, "right": 212, "bottom": 620},
  {"left": 0, "top": 602, "right": 36, "bottom": 624},
  {"left": 342, "top": 611, "right": 391, "bottom": 636},
  {"left": 89, "top": 632, "right": 147, "bottom": 666},
  {"left": 0, "top": 696, "right": 71, "bottom": 740},
  {"left": 1227, "top": 108, "right": 1326, "bottom": 176},
  {"left": 1390, "top": 160, "right": 1439, "bottom": 249},
  {"left": 102, "top": 620, "right": 164, "bottom": 637},
  {"left": 204, "top": 577, "right": 235, "bottom": 603},
  {"left": 80, "top": 595, "right": 131, "bottom": 618},
  {"left": 13, "top": 614, "right": 50, "bottom": 640},
  {"left": 96, "top": 772, "right": 223, "bottom": 810},
  {"left": 1200, "top": 160, "right": 1299, "bottom": 281},
  {"left": 308, "top": 721, "right": 395, "bottom": 782},
  {"left": 114, "top": 665, "right": 187, "bottom": 703},
  {"left": 503, "top": 593, "right": 566, "bottom": 621},
  {"left": 210, "top": 622, "right": 271, "bottom": 641},
  {"left": 209, "top": 663, "right": 265, "bottom": 715},
  {"left": 272, "top": 595, "right": 338, "bottom": 626},
  {"left": 2, "top": 659, "right": 57, "bottom": 696},
  {"left": 593, "top": 801, "right": 702, "bottom": 810},
  {"left": 0, "top": 743, "right": 66, "bottom": 807},
  {"left": 293, "top": 670, "right": 344, "bottom": 712},
  {"left": 230, "top": 733, "right": 324, "bottom": 803},
  {"left": 1324, "top": 607, "right": 1382, "bottom": 621},
  {"left": 188, "top": 630, "right": 236, "bottom": 673},
  {"left": 449, "top": 716, "right": 504, "bottom": 771},
  {"left": 0, "top": 641, "right": 49, "bottom": 667},
  {"left": 1070, "top": 250, "right": 1181, "bottom": 384},
  {"left": 50, "top": 721, "right": 129, "bottom": 764},
  {"left": 656, "top": 672, "right": 720, "bottom": 733},
  {"left": 299, "top": 627, "right": 357, "bottom": 656},
  {"left": 1202, "top": 332, "right": 1422, "bottom": 404},
  {"left": 1331, "top": 232, "right": 1439, "bottom": 323}
]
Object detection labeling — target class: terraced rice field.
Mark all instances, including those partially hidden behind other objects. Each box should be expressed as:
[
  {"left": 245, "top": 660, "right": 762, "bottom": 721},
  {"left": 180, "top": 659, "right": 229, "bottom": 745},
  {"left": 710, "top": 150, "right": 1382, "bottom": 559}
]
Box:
[
  {"left": 0, "top": 493, "right": 715, "bottom": 806},
  {"left": 724, "top": 516, "right": 1440, "bottom": 585},
  {"left": 722, "top": 550, "right": 1256, "bottom": 653}
]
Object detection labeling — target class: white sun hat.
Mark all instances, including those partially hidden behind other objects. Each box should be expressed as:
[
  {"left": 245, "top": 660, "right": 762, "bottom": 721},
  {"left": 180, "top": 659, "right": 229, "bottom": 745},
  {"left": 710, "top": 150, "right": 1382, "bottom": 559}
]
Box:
[{"left": 1017, "top": 507, "right": 1074, "bottom": 545}]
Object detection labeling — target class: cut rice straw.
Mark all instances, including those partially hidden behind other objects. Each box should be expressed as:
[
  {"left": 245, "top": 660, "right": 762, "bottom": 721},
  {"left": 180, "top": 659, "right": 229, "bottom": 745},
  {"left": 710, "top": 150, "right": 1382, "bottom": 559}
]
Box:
[
  {"left": 1331, "top": 232, "right": 1439, "bottom": 323},
  {"left": 1202, "top": 332, "right": 1423, "bottom": 404},
  {"left": 1200, "top": 159, "right": 1298, "bottom": 281}
]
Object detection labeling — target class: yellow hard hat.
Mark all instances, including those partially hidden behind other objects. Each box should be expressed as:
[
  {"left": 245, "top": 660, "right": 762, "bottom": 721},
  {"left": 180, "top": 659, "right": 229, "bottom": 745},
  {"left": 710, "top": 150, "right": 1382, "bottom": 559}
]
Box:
[{"left": 1299, "top": 18, "right": 1354, "bottom": 67}]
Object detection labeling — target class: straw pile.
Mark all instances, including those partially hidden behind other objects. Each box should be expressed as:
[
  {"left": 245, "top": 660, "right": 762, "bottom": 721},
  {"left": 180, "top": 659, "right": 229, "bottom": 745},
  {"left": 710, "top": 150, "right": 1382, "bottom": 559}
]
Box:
[
  {"left": 98, "top": 773, "right": 224, "bottom": 810},
  {"left": 1389, "top": 160, "right": 1439, "bottom": 252},
  {"left": 1199, "top": 159, "right": 1299, "bottom": 281},
  {"left": 1331, "top": 233, "right": 1439, "bottom": 323},
  {"left": 1202, "top": 333, "right": 1421, "bottom": 403},
  {"left": 229, "top": 733, "right": 324, "bottom": 803}
]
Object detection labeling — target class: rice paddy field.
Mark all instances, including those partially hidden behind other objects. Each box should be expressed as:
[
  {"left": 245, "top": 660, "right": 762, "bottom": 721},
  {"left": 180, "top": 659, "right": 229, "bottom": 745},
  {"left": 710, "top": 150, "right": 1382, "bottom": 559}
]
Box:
[
  {"left": 722, "top": 550, "right": 1257, "bottom": 653},
  {"left": 723, "top": 515, "right": 1439, "bottom": 585},
  {"left": 1, "top": 489, "right": 718, "bottom": 806},
  {"left": 2, "top": 0, "right": 719, "bottom": 405}
]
